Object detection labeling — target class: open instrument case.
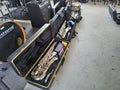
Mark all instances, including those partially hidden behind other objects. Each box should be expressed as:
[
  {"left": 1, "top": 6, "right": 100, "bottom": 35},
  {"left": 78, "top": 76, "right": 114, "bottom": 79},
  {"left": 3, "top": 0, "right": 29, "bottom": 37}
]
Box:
[{"left": 7, "top": 6, "right": 77, "bottom": 89}]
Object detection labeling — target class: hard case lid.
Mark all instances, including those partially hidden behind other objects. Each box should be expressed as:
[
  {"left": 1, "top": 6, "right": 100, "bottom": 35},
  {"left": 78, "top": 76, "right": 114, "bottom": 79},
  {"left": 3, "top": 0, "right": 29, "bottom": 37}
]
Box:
[{"left": 8, "top": 24, "right": 53, "bottom": 77}]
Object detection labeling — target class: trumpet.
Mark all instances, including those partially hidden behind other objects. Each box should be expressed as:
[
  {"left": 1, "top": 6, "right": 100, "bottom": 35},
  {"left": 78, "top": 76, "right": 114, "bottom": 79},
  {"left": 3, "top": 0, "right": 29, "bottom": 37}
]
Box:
[{"left": 31, "top": 42, "right": 58, "bottom": 80}]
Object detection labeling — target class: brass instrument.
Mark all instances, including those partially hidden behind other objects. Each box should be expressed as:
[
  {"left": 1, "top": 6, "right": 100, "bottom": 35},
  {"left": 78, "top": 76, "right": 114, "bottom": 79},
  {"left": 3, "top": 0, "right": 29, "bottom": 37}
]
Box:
[
  {"left": 31, "top": 21, "right": 69, "bottom": 81},
  {"left": 31, "top": 42, "right": 58, "bottom": 81},
  {"left": 57, "top": 21, "right": 71, "bottom": 38},
  {"left": 44, "top": 69, "right": 54, "bottom": 83}
]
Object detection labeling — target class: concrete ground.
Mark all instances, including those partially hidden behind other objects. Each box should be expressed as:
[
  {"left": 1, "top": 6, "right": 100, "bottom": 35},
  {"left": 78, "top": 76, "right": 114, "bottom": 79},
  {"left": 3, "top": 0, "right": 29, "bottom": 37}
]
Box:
[
  {"left": 1, "top": 2, "right": 120, "bottom": 90},
  {"left": 24, "top": 3, "right": 120, "bottom": 90}
]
